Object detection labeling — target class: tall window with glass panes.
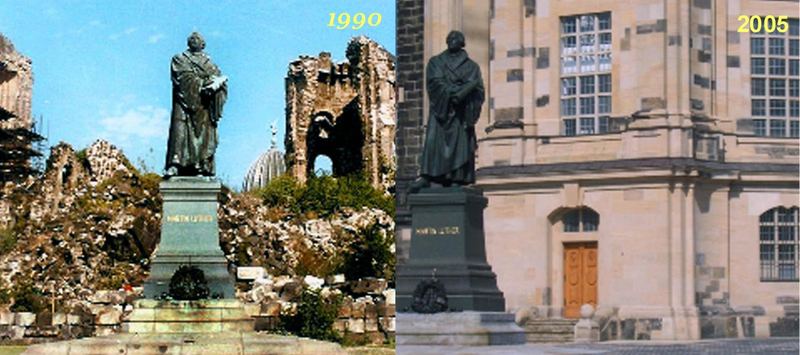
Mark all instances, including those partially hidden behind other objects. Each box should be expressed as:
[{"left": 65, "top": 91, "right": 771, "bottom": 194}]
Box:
[
  {"left": 560, "top": 13, "right": 612, "bottom": 136},
  {"left": 750, "top": 19, "right": 799, "bottom": 138}
]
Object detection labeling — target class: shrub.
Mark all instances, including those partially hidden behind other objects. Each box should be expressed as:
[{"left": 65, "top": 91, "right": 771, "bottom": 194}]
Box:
[
  {"left": 254, "top": 173, "right": 394, "bottom": 218},
  {"left": 0, "top": 227, "right": 16, "bottom": 255},
  {"left": 138, "top": 172, "right": 162, "bottom": 193},
  {"left": 0, "top": 278, "right": 11, "bottom": 307},
  {"left": 339, "top": 222, "right": 395, "bottom": 282},
  {"left": 94, "top": 263, "right": 132, "bottom": 290},
  {"left": 280, "top": 288, "right": 342, "bottom": 342},
  {"left": 290, "top": 233, "right": 345, "bottom": 278},
  {"left": 9, "top": 281, "right": 46, "bottom": 313},
  {"left": 254, "top": 174, "right": 301, "bottom": 208}
]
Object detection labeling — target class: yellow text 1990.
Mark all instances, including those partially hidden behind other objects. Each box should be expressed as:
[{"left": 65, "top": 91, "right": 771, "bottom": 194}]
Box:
[{"left": 328, "top": 12, "right": 382, "bottom": 30}]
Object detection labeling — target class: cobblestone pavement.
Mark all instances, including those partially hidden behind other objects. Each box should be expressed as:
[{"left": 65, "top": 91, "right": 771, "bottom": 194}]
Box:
[
  {"left": 397, "top": 338, "right": 799, "bottom": 355},
  {"left": 560, "top": 338, "right": 799, "bottom": 354}
]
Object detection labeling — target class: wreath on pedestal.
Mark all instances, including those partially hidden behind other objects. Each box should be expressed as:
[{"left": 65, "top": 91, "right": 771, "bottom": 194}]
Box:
[
  {"left": 411, "top": 278, "right": 449, "bottom": 313},
  {"left": 168, "top": 265, "right": 210, "bottom": 300}
]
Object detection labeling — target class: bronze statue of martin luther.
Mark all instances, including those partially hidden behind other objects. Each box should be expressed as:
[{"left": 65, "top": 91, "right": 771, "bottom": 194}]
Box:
[
  {"left": 410, "top": 30, "right": 485, "bottom": 192},
  {"left": 165, "top": 32, "right": 228, "bottom": 177}
]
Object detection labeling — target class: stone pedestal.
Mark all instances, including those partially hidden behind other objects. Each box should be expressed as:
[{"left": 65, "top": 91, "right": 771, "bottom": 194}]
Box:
[
  {"left": 143, "top": 177, "right": 234, "bottom": 299},
  {"left": 396, "top": 187, "right": 505, "bottom": 312},
  {"left": 396, "top": 187, "right": 525, "bottom": 345},
  {"left": 574, "top": 304, "right": 600, "bottom": 343},
  {"left": 397, "top": 312, "right": 526, "bottom": 345}
]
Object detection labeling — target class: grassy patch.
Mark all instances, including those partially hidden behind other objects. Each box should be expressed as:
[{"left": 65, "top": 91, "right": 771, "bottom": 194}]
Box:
[{"left": 0, "top": 345, "right": 29, "bottom": 355}]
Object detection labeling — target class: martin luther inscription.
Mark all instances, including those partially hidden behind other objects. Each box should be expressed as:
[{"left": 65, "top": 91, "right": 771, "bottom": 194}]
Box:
[
  {"left": 415, "top": 226, "right": 460, "bottom": 235},
  {"left": 165, "top": 214, "right": 214, "bottom": 223}
]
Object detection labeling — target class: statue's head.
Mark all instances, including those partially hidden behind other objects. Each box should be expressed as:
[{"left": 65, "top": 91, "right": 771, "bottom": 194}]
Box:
[
  {"left": 446, "top": 31, "right": 465, "bottom": 52},
  {"left": 187, "top": 32, "right": 206, "bottom": 52}
]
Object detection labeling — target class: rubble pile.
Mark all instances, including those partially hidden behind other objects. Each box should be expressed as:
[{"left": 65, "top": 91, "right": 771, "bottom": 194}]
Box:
[
  {"left": 0, "top": 140, "right": 395, "bottom": 344},
  {"left": 0, "top": 140, "right": 395, "bottom": 312},
  {"left": 241, "top": 272, "right": 395, "bottom": 343},
  {"left": 0, "top": 140, "right": 160, "bottom": 306},
  {"left": 219, "top": 191, "right": 394, "bottom": 277}
]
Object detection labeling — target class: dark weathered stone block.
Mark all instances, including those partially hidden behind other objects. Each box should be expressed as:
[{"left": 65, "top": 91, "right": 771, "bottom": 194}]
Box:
[
  {"left": 536, "top": 95, "right": 549, "bottom": 107},
  {"left": 727, "top": 55, "right": 740, "bottom": 68},
  {"left": 536, "top": 48, "right": 549, "bottom": 69},
  {"left": 495, "top": 107, "right": 524, "bottom": 122},
  {"left": 507, "top": 69, "right": 524, "bottom": 82},
  {"left": 770, "top": 316, "right": 799, "bottom": 337},
  {"left": 694, "top": 0, "right": 711, "bottom": 9}
]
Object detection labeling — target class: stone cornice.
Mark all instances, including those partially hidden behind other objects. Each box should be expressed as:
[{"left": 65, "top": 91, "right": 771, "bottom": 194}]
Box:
[{"left": 477, "top": 158, "right": 798, "bottom": 178}]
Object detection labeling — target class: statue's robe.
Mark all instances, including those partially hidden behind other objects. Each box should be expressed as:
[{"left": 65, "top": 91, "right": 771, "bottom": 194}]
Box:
[
  {"left": 420, "top": 49, "right": 485, "bottom": 185},
  {"left": 165, "top": 50, "right": 227, "bottom": 176}
]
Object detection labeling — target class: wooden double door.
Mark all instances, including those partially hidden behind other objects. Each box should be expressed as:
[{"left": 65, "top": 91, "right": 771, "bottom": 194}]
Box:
[{"left": 563, "top": 242, "right": 598, "bottom": 319}]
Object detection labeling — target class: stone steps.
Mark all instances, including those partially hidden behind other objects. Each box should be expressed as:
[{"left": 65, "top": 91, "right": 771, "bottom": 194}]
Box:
[{"left": 524, "top": 319, "right": 577, "bottom": 343}]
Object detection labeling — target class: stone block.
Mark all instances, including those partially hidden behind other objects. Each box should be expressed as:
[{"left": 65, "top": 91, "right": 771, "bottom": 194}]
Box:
[
  {"left": 124, "top": 308, "right": 155, "bottom": 322},
  {"left": 303, "top": 275, "right": 324, "bottom": 290},
  {"left": 0, "top": 311, "right": 13, "bottom": 325},
  {"left": 51, "top": 312, "right": 66, "bottom": 326},
  {"left": 338, "top": 302, "right": 352, "bottom": 318},
  {"left": 237, "top": 266, "right": 266, "bottom": 280},
  {"left": 94, "top": 325, "right": 117, "bottom": 336},
  {"left": 351, "top": 278, "right": 388, "bottom": 294},
  {"left": 243, "top": 303, "right": 261, "bottom": 317},
  {"left": 10, "top": 325, "right": 25, "bottom": 339},
  {"left": 89, "top": 290, "right": 114, "bottom": 304},
  {"left": 253, "top": 316, "right": 278, "bottom": 331},
  {"left": 333, "top": 319, "right": 347, "bottom": 333},
  {"left": 67, "top": 314, "right": 82, "bottom": 325},
  {"left": 109, "top": 291, "right": 125, "bottom": 305},
  {"left": 352, "top": 301, "right": 366, "bottom": 318},
  {"left": 326, "top": 274, "right": 346, "bottom": 285},
  {"left": 348, "top": 319, "right": 365, "bottom": 334},
  {"left": 365, "top": 303, "right": 378, "bottom": 318},
  {"left": 383, "top": 289, "right": 396, "bottom": 305},
  {"left": 385, "top": 304, "right": 396, "bottom": 317},
  {"left": 262, "top": 302, "right": 281, "bottom": 317},
  {"left": 95, "top": 307, "right": 123, "bottom": 325},
  {"left": 14, "top": 312, "right": 36, "bottom": 326},
  {"left": 365, "top": 317, "right": 379, "bottom": 332},
  {"left": 155, "top": 308, "right": 221, "bottom": 322},
  {"left": 380, "top": 316, "right": 396, "bottom": 332},
  {"left": 35, "top": 312, "right": 52, "bottom": 327}
]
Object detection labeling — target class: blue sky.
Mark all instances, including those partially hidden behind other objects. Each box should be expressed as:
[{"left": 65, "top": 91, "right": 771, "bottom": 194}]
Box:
[{"left": 0, "top": 1, "right": 395, "bottom": 188}]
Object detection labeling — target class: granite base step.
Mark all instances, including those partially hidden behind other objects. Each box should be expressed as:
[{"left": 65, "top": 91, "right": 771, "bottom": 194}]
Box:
[
  {"left": 123, "top": 299, "right": 254, "bottom": 333},
  {"left": 397, "top": 311, "right": 526, "bottom": 346},
  {"left": 524, "top": 318, "right": 577, "bottom": 343},
  {"left": 21, "top": 332, "right": 346, "bottom": 355}
]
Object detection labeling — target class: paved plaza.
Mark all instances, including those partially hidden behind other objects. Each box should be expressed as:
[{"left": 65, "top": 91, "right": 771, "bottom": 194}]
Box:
[{"left": 397, "top": 338, "right": 800, "bottom": 355}]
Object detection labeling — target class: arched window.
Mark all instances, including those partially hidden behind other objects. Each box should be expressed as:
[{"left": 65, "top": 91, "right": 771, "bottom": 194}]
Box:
[
  {"left": 562, "top": 207, "right": 599, "bottom": 232},
  {"left": 760, "top": 206, "right": 799, "bottom": 281}
]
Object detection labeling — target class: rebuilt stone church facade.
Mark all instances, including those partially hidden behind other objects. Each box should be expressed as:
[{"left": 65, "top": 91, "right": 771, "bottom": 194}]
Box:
[{"left": 396, "top": 0, "right": 799, "bottom": 340}]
